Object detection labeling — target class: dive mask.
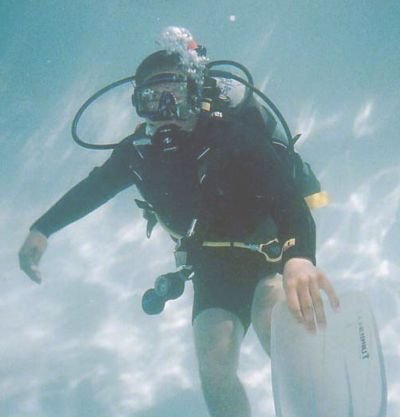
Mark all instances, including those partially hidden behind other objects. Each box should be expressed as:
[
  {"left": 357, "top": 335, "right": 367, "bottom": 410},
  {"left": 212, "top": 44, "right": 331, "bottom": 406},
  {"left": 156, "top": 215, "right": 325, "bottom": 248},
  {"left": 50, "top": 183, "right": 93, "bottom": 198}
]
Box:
[{"left": 133, "top": 73, "right": 197, "bottom": 121}]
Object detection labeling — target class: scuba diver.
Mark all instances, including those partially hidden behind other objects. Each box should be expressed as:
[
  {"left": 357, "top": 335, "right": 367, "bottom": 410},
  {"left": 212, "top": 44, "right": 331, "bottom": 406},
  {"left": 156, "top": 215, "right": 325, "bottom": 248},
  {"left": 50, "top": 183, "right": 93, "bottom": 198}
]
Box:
[{"left": 19, "top": 28, "right": 340, "bottom": 417}]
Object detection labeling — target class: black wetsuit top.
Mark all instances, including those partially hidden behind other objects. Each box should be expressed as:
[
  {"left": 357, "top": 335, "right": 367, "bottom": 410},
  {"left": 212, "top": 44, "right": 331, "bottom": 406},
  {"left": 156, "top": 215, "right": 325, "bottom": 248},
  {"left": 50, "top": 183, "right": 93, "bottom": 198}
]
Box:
[{"left": 31, "top": 105, "right": 316, "bottom": 265}]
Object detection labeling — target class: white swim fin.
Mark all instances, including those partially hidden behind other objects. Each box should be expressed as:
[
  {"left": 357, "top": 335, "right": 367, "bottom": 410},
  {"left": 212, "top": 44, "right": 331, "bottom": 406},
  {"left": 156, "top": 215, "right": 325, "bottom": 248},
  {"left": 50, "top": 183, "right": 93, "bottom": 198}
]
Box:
[{"left": 271, "top": 291, "right": 387, "bottom": 417}]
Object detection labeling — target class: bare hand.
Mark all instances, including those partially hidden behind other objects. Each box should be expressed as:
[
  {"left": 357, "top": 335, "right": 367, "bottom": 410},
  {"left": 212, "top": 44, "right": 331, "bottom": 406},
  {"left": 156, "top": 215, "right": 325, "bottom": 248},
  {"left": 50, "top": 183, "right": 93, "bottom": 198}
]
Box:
[
  {"left": 18, "top": 229, "right": 48, "bottom": 284},
  {"left": 283, "top": 258, "right": 340, "bottom": 332}
]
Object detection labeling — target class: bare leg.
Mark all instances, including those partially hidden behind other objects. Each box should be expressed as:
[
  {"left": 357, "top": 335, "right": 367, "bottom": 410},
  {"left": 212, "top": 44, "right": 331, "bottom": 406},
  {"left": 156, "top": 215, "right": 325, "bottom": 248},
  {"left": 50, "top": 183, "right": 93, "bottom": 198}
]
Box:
[
  {"left": 251, "top": 274, "right": 285, "bottom": 356},
  {"left": 193, "top": 308, "right": 251, "bottom": 417}
]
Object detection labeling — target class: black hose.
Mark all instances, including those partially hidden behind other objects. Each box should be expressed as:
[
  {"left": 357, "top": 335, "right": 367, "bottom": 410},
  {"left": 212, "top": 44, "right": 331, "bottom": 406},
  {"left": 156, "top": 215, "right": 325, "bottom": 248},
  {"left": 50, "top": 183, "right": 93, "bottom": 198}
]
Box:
[
  {"left": 206, "top": 60, "right": 293, "bottom": 149},
  {"left": 211, "top": 71, "right": 293, "bottom": 149},
  {"left": 207, "top": 60, "right": 254, "bottom": 108},
  {"left": 71, "top": 60, "right": 294, "bottom": 152},
  {"left": 71, "top": 76, "right": 135, "bottom": 150}
]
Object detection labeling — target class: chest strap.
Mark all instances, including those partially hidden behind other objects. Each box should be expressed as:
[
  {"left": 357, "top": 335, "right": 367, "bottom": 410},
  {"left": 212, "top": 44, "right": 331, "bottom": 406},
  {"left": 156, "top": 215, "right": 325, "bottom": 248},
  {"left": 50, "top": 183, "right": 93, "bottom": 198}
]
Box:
[{"left": 202, "top": 238, "right": 282, "bottom": 263}]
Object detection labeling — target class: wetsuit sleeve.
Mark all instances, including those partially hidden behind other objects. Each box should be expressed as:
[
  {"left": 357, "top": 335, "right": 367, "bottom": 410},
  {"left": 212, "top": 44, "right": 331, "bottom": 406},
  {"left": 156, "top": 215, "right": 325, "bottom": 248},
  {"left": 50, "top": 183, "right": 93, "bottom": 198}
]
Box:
[
  {"left": 236, "top": 107, "right": 316, "bottom": 265},
  {"left": 30, "top": 138, "right": 137, "bottom": 237}
]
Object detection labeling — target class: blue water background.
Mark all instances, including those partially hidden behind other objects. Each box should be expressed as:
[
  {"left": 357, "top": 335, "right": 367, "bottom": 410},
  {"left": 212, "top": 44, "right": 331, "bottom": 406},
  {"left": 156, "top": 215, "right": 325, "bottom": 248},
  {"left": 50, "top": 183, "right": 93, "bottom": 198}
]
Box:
[{"left": 1, "top": 1, "right": 399, "bottom": 416}]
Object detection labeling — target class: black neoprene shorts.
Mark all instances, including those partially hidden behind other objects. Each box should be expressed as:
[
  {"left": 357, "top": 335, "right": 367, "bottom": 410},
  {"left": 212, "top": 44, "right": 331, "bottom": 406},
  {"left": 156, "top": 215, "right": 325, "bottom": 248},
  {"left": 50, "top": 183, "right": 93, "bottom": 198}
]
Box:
[{"left": 191, "top": 247, "right": 281, "bottom": 332}]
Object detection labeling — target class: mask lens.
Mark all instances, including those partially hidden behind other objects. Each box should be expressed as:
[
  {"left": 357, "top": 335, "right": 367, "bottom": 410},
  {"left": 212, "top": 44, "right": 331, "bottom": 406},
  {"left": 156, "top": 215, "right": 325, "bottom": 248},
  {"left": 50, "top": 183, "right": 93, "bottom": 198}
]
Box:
[
  {"left": 139, "top": 88, "right": 160, "bottom": 112},
  {"left": 135, "top": 74, "right": 191, "bottom": 120}
]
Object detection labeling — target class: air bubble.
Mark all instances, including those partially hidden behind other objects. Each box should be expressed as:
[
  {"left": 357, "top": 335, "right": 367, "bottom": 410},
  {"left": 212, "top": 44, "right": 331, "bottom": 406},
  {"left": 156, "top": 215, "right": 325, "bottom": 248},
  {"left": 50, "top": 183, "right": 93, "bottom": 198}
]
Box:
[{"left": 158, "top": 26, "right": 208, "bottom": 85}]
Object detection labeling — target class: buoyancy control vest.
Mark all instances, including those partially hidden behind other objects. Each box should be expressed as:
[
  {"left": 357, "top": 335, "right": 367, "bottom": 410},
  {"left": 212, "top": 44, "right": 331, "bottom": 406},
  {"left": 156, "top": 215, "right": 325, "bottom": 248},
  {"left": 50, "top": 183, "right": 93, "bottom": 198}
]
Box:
[
  {"left": 129, "top": 98, "right": 327, "bottom": 243},
  {"left": 70, "top": 64, "right": 328, "bottom": 241}
]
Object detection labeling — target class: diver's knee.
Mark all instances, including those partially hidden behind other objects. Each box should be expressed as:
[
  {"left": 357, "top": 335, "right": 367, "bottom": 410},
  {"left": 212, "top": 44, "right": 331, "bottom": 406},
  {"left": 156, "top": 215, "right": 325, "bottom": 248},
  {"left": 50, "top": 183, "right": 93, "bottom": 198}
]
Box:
[
  {"left": 251, "top": 274, "right": 285, "bottom": 354},
  {"left": 194, "top": 309, "right": 243, "bottom": 386},
  {"left": 252, "top": 274, "right": 284, "bottom": 318},
  {"left": 196, "top": 332, "right": 240, "bottom": 385},
  {"left": 197, "top": 354, "right": 238, "bottom": 388}
]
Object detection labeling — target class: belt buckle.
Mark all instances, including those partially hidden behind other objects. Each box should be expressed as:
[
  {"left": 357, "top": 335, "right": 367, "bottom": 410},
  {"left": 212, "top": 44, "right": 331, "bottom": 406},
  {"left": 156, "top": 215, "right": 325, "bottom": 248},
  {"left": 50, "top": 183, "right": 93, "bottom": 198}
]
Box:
[{"left": 259, "top": 239, "right": 282, "bottom": 262}]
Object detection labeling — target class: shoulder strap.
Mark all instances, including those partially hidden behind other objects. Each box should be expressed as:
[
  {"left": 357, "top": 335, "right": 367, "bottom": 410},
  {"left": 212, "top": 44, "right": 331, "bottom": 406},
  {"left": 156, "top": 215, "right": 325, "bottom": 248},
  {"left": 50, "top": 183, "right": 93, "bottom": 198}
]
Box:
[{"left": 238, "top": 100, "right": 329, "bottom": 208}]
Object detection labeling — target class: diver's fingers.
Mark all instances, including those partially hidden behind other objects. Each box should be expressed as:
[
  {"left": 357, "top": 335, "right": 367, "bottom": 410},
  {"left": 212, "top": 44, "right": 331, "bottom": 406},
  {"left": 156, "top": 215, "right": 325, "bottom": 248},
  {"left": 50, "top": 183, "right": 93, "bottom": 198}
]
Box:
[
  {"left": 27, "top": 265, "right": 42, "bottom": 284},
  {"left": 19, "top": 259, "right": 42, "bottom": 284},
  {"left": 285, "top": 281, "right": 304, "bottom": 324},
  {"left": 18, "top": 230, "right": 48, "bottom": 284},
  {"left": 298, "top": 282, "right": 316, "bottom": 333},
  {"left": 309, "top": 279, "right": 326, "bottom": 329},
  {"left": 318, "top": 271, "right": 340, "bottom": 311},
  {"left": 18, "top": 247, "right": 42, "bottom": 284}
]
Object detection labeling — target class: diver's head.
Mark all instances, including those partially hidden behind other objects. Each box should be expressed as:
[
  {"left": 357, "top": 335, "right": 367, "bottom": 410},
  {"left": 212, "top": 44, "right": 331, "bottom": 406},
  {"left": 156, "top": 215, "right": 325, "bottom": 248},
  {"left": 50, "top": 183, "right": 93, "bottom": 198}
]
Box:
[
  {"left": 133, "top": 50, "right": 203, "bottom": 126},
  {"left": 135, "top": 50, "right": 183, "bottom": 86}
]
